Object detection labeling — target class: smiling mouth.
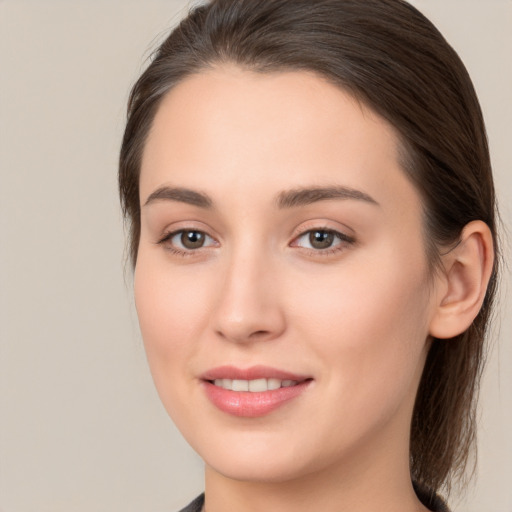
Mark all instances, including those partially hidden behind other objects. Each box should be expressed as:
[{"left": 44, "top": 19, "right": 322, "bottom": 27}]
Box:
[
  {"left": 200, "top": 365, "right": 313, "bottom": 416},
  {"left": 210, "top": 378, "right": 301, "bottom": 392},
  {"left": 202, "top": 372, "right": 313, "bottom": 417}
]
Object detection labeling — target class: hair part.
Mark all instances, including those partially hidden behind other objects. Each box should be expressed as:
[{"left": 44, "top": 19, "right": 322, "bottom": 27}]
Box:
[{"left": 119, "top": 0, "right": 499, "bottom": 496}]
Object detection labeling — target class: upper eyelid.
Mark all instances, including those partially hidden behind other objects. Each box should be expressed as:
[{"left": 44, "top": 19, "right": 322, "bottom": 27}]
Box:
[
  {"left": 292, "top": 228, "right": 355, "bottom": 246},
  {"left": 156, "top": 221, "right": 217, "bottom": 241},
  {"left": 289, "top": 216, "right": 355, "bottom": 236},
  {"left": 291, "top": 224, "right": 354, "bottom": 242},
  {"left": 158, "top": 228, "right": 217, "bottom": 244},
  {"left": 295, "top": 227, "right": 349, "bottom": 237}
]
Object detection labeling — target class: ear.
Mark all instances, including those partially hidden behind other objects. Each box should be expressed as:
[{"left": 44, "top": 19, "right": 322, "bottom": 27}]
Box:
[{"left": 429, "top": 220, "right": 494, "bottom": 339}]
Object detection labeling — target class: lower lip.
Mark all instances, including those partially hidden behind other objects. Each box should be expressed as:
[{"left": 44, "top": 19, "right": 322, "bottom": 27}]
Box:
[{"left": 202, "top": 380, "right": 312, "bottom": 417}]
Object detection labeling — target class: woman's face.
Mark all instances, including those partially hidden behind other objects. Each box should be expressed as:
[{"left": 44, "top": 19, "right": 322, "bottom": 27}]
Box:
[{"left": 135, "top": 67, "right": 438, "bottom": 483}]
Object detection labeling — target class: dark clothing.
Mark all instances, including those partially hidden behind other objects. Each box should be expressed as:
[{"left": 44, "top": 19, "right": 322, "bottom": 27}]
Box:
[
  {"left": 178, "top": 494, "right": 204, "bottom": 512},
  {"left": 178, "top": 486, "right": 450, "bottom": 512}
]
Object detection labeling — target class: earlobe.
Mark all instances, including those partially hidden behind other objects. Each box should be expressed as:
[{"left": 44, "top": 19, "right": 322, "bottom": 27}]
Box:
[{"left": 429, "top": 220, "right": 494, "bottom": 339}]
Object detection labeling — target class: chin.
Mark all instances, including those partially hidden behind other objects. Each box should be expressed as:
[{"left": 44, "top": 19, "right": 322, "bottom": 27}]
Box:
[
  {"left": 206, "top": 455, "right": 313, "bottom": 484},
  {"left": 194, "top": 429, "right": 333, "bottom": 484}
]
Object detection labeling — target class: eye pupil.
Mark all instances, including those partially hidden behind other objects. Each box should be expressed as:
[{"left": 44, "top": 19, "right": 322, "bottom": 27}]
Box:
[
  {"left": 309, "top": 230, "right": 334, "bottom": 249},
  {"left": 181, "top": 230, "right": 205, "bottom": 249}
]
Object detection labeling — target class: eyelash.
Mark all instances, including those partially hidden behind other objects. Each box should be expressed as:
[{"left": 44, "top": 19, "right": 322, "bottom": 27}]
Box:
[
  {"left": 156, "top": 227, "right": 355, "bottom": 258},
  {"left": 156, "top": 229, "right": 218, "bottom": 258},
  {"left": 292, "top": 228, "right": 355, "bottom": 257}
]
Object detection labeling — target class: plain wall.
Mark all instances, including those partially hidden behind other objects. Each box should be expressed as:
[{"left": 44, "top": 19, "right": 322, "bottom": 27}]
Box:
[{"left": 0, "top": 1, "right": 510, "bottom": 511}]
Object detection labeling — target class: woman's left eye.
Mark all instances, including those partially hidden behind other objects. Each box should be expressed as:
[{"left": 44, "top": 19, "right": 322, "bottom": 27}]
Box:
[{"left": 292, "top": 229, "right": 355, "bottom": 252}]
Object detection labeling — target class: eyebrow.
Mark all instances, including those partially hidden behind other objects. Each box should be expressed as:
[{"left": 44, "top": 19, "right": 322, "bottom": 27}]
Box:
[
  {"left": 276, "top": 186, "right": 379, "bottom": 208},
  {"left": 143, "top": 185, "right": 379, "bottom": 209},
  {"left": 144, "top": 186, "right": 213, "bottom": 208}
]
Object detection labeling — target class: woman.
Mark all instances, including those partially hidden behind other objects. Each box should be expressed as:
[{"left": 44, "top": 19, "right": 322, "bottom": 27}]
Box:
[{"left": 118, "top": 1, "right": 499, "bottom": 511}]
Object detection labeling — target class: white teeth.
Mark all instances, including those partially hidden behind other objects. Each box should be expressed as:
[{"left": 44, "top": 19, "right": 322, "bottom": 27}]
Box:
[
  {"left": 214, "top": 378, "right": 233, "bottom": 390},
  {"left": 267, "top": 378, "right": 281, "bottom": 390},
  {"left": 248, "top": 378, "right": 267, "bottom": 392},
  {"left": 232, "top": 379, "right": 249, "bottom": 391},
  {"left": 212, "top": 378, "right": 299, "bottom": 392},
  {"left": 222, "top": 379, "right": 232, "bottom": 390}
]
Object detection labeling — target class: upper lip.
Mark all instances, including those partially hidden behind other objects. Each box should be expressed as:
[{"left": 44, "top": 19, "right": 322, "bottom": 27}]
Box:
[{"left": 200, "top": 365, "right": 311, "bottom": 382}]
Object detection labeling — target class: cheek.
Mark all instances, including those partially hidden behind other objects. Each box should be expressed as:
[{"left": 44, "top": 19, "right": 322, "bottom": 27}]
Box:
[
  {"left": 289, "top": 247, "right": 432, "bottom": 417},
  {"left": 291, "top": 245, "right": 430, "bottom": 344},
  {"left": 133, "top": 254, "right": 213, "bottom": 393}
]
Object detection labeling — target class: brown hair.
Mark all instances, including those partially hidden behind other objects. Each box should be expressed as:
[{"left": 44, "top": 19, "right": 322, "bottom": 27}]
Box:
[{"left": 119, "top": 0, "right": 499, "bottom": 497}]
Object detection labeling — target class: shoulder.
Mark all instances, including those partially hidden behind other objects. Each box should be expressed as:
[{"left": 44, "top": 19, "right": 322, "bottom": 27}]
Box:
[{"left": 177, "top": 494, "right": 205, "bottom": 512}]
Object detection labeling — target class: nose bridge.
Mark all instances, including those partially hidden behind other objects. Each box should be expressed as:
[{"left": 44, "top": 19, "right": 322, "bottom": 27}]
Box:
[{"left": 212, "top": 236, "right": 285, "bottom": 343}]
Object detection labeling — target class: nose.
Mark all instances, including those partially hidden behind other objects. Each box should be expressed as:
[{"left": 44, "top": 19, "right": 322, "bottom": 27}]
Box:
[{"left": 212, "top": 251, "right": 286, "bottom": 344}]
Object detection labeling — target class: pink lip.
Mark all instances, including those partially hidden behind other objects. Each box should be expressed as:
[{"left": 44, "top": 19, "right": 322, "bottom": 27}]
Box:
[
  {"left": 200, "top": 365, "right": 310, "bottom": 382},
  {"left": 200, "top": 365, "right": 313, "bottom": 418}
]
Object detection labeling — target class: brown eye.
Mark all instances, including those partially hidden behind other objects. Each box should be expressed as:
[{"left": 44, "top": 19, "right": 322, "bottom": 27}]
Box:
[
  {"left": 292, "top": 228, "right": 355, "bottom": 254},
  {"left": 180, "top": 230, "right": 206, "bottom": 249},
  {"left": 309, "top": 230, "right": 335, "bottom": 249},
  {"left": 158, "top": 229, "right": 216, "bottom": 253}
]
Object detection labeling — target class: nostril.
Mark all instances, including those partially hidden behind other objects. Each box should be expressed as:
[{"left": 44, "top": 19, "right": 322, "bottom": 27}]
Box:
[{"left": 249, "top": 330, "right": 271, "bottom": 339}]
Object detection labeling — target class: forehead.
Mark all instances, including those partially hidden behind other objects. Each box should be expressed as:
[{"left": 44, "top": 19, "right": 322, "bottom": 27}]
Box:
[{"left": 140, "top": 66, "right": 418, "bottom": 217}]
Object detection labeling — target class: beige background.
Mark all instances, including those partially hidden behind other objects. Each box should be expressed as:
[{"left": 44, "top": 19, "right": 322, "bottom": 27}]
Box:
[{"left": 0, "top": 1, "right": 510, "bottom": 511}]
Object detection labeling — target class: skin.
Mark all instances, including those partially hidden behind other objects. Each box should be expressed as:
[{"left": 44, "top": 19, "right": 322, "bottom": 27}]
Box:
[{"left": 134, "top": 66, "right": 490, "bottom": 512}]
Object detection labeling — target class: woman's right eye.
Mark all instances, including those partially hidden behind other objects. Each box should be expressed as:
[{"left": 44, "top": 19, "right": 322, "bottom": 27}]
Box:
[{"left": 157, "top": 229, "right": 217, "bottom": 254}]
